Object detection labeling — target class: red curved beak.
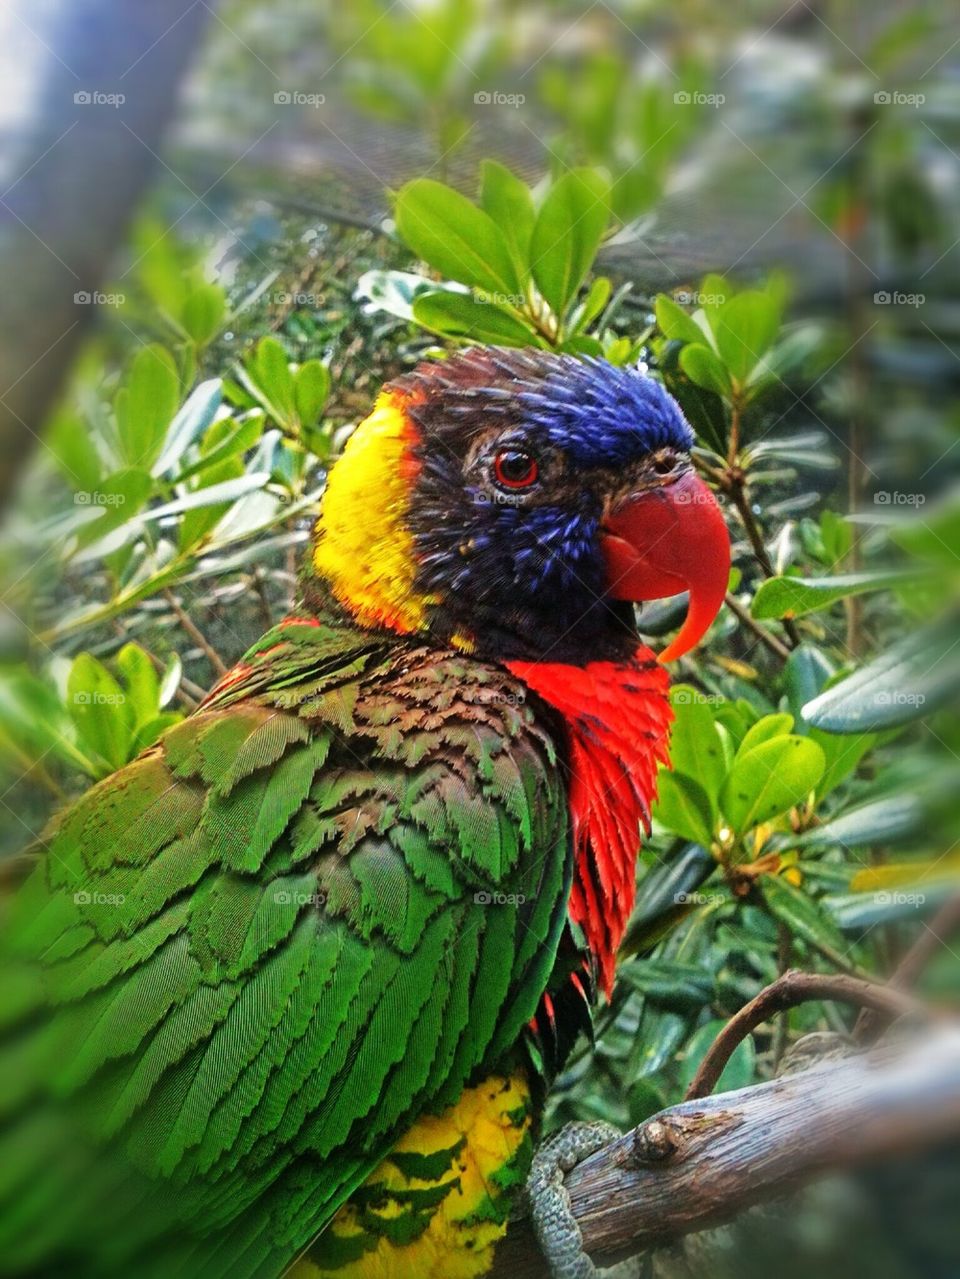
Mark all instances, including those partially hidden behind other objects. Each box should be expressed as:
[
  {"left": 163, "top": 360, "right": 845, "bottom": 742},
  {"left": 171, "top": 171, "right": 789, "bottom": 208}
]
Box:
[{"left": 601, "top": 471, "right": 730, "bottom": 663}]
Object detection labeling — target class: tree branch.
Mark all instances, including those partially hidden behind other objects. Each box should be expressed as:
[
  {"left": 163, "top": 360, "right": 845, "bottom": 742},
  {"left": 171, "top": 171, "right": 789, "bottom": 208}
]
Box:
[
  {"left": 685, "top": 969, "right": 926, "bottom": 1100},
  {"left": 492, "top": 1025, "right": 960, "bottom": 1278}
]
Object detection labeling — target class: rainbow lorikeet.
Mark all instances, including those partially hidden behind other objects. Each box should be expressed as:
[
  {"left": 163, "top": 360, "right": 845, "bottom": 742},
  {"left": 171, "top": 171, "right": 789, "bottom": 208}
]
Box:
[{"left": 0, "top": 348, "right": 729, "bottom": 1279}]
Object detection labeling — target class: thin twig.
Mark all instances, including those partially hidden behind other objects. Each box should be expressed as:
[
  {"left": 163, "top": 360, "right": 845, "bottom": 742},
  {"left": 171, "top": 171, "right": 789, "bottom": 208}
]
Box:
[
  {"left": 162, "top": 589, "right": 227, "bottom": 677},
  {"left": 724, "top": 474, "right": 802, "bottom": 648},
  {"left": 772, "top": 921, "right": 794, "bottom": 1072},
  {"left": 685, "top": 970, "right": 926, "bottom": 1101},
  {"left": 724, "top": 591, "right": 791, "bottom": 661}
]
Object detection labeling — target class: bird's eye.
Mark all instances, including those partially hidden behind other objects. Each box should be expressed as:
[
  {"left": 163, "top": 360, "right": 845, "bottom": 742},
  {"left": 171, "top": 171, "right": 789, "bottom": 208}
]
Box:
[
  {"left": 493, "top": 448, "right": 539, "bottom": 490},
  {"left": 652, "top": 453, "right": 676, "bottom": 476}
]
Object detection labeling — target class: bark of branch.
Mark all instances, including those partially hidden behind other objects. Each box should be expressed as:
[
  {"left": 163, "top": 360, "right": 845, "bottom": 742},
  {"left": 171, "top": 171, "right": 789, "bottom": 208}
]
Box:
[{"left": 492, "top": 1025, "right": 960, "bottom": 1278}]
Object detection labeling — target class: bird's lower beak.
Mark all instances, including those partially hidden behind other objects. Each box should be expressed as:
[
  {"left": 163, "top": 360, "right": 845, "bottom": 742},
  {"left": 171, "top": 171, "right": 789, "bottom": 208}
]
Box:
[{"left": 601, "top": 471, "right": 730, "bottom": 662}]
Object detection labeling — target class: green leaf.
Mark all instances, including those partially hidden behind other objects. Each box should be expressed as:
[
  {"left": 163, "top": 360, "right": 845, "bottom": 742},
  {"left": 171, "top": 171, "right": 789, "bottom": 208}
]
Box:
[
  {"left": 249, "top": 337, "right": 296, "bottom": 426},
  {"left": 72, "top": 469, "right": 153, "bottom": 553},
  {"left": 570, "top": 276, "right": 612, "bottom": 335},
  {"left": 791, "top": 794, "right": 922, "bottom": 850},
  {"left": 67, "top": 654, "right": 135, "bottom": 773},
  {"left": 530, "top": 168, "right": 610, "bottom": 318},
  {"left": 479, "top": 160, "right": 535, "bottom": 276},
  {"left": 623, "top": 844, "right": 716, "bottom": 954},
  {"left": 668, "top": 685, "right": 726, "bottom": 814},
  {"left": 656, "top": 294, "right": 704, "bottom": 345},
  {"left": 412, "top": 291, "right": 540, "bottom": 346},
  {"left": 114, "top": 345, "right": 180, "bottom": 471},
  {"left": 148, "top": 472, "right": 271, "bottom": 521},
  {"left": 679, "top": 1018, "right": 756, "bottom": 1095},
  {"left": 355, "top": 269, "right": 458, "bottom": 324},
  {"left": 720, "top": 735, "right": 825, "bottom": 833},
  {"left": 158, "top": 655, "right": 182, "bottom": 709},
  {"left": 760, "top": 874, "right": 846, "bottom": 954},
  {"left": 679, "top": 343, "right": 732, "bottom": 398},
  {"left": 152, "top": 380, "right": 224, "bottom": 478},
  {"left": 293, "top": 361, "right": 330, "bottom": 427},
  {"left": 815, "top": 729, "right": 877, "bottom": 801},
  {"left": 736, "top": 713, "right": 794, "bottom": 756},
  {"left": 698, "top": 274, "right": 733, "bottom": 311},
  {"left": 172, "top": 415, "right": 263, "bottom": 484},
  {"left": 802, "top": 621, "right": 960, "bottom": 733},
  {"left": 712, "top": 290, "right": 779, "bottom": 383},
  {"left": 48, "top": 408, "right": 102, "bottom": 493},
  {"left": 752, "top": 570, "right": 916, "bottom": 621},
  {"left": 619, "top": 958, "right": 715, "bottom": 1013},
  {"left": 181, "top": 283, "right": 227, "bottom": 347},
  {"left": 784, "top": 645, "right": 835, "bottom": 726},
  {"left": 115, "top": 643, "right": 160, "bottom": 731},
  {"left": 395, "top": 178, "right": 521, "bottom": 297},
  {"left": 654, "top": 770, "right": 715, "bottom": 846}
]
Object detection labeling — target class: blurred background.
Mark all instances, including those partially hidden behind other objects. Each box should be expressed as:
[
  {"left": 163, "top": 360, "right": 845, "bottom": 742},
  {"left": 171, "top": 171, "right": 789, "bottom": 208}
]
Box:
[{"left": 1, "top": 1, "right": 959, "bottom": 1274}]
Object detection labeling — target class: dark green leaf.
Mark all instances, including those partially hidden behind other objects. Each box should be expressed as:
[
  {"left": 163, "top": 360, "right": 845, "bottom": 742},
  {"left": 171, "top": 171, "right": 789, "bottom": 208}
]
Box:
[
  {"left": 760, "top": 874, "right": 847, "bottom": 953},
  {"left": 802, "top": 620, "right": 960, "bottom": 732},
  {"left": 752, "top": 570, "right": 916, "bottom": 621},
  {"left": 654, "top": 771, "right": 715, "bottom": 846}
]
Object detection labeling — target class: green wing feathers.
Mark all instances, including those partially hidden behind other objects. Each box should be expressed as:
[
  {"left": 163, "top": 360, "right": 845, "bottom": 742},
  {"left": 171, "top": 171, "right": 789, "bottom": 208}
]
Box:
[{"left": 0, "top": 622, "right": 571, "bottom": 1278}]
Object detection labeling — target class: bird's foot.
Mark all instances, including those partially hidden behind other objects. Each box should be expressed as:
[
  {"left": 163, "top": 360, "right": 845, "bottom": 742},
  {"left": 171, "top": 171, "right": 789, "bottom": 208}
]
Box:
[{"left": 527, "top": 1121, "right": 642, "bottom": 1279}]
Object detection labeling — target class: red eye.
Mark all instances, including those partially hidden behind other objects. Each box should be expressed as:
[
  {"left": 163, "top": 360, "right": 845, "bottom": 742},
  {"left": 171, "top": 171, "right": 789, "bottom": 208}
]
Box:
[{"left": 493, "top": 448, "right": 539, "bottom": 490}]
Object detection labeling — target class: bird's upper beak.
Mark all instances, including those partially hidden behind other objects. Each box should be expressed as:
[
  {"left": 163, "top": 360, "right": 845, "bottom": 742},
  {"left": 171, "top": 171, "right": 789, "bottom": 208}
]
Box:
[{"left": 601, "top": 470, "right": 730, "bottom": 663}]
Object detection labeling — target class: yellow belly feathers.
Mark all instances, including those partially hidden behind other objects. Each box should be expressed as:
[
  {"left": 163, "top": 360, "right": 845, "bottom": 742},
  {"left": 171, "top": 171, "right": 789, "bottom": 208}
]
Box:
[{"left": 295, "top": 1073, "right": 533, "bottom": 1279}]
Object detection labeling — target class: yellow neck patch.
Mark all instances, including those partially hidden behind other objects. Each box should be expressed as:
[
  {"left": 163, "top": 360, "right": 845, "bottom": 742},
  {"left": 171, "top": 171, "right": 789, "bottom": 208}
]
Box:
[{"left": 313, "top": 390, "right": 434, "bottom": 634}]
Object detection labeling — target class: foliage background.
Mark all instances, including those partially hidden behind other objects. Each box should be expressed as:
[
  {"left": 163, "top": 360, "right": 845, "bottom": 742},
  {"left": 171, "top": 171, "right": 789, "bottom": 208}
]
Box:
[{"left": 1, "top": 1, "right": 959, "bottom": 1271}]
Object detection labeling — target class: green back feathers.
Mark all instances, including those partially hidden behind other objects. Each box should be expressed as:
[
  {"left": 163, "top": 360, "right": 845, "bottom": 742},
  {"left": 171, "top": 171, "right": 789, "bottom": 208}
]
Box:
[{"left": 0, "top": 619, "right": 571, "bottom": 1278}]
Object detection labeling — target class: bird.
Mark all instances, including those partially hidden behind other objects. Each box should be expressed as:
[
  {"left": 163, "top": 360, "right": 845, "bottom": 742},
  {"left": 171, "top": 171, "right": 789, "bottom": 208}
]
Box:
[{"left": 0, "top": 347, "right": 729, "bottom": 1279}]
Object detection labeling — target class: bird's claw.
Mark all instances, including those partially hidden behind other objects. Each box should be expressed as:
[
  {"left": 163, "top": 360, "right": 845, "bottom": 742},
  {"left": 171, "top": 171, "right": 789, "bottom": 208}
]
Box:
[{"left": 527, "top": 1121, "right": 641, "bottom": 1279}]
